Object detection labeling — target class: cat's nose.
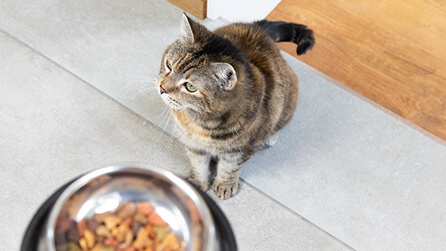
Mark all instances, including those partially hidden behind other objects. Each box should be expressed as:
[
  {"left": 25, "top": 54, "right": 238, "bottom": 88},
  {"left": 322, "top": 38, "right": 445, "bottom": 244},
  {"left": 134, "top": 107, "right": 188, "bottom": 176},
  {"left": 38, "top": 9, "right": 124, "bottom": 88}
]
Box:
[{"left": 159, "top": 85, "right": 168, "bottom": 94}]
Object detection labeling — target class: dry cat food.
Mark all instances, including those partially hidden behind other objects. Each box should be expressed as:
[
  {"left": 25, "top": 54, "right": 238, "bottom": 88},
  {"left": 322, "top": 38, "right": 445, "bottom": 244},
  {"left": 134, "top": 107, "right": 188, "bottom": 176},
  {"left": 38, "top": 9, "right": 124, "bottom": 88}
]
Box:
[{"left": 55, "top": 201, "right": 183, "bottom": 251}]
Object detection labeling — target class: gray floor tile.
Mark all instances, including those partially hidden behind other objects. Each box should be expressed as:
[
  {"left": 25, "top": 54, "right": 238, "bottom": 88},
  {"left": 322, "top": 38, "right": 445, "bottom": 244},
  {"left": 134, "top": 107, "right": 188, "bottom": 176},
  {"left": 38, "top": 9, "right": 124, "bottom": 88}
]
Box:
[
  {"left": 0, "top": 32, "right": 347, "bottom": 251},
  {"left": 211, "top": 183, "right": 350, "bottom": 251}
]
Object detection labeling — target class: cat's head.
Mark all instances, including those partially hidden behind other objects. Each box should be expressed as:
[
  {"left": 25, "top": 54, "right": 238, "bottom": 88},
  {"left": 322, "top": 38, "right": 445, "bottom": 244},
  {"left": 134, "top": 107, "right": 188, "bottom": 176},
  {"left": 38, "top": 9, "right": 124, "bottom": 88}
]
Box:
[{"left": 156, "top": 14, "right": 243, "bottom": 115}]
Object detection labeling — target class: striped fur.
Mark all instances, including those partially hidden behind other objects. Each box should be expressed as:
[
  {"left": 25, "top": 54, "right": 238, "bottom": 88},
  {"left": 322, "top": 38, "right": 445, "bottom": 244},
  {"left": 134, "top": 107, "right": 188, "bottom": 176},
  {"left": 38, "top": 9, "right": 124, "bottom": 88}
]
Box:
[{"left": 156, "top": 14, "right": 314, "bottom": 199}]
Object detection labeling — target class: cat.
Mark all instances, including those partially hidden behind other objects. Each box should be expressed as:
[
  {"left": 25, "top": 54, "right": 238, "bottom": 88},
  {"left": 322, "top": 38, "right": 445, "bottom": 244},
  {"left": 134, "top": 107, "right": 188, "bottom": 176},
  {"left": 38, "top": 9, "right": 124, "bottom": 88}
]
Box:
[{"left": 156, "top": 13, "right": 314, "bottom": 199}]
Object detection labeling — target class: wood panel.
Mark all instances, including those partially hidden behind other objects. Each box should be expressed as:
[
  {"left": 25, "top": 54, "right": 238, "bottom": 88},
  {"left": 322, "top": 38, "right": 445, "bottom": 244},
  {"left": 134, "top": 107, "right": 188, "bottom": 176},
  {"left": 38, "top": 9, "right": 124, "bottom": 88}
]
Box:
[
  {"left": 268, "top": 0, "right": 446, "bottom": 141},
  {"left": 168, "top": 0, "right": 207, "bottom": 19}
]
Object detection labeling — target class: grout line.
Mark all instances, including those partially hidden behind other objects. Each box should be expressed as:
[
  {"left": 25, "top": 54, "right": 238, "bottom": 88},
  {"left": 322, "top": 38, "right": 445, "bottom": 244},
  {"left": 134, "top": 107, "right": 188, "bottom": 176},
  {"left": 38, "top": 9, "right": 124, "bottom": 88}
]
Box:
[
  {"left": 2, "top": 28, "right": 355, "bottom": 249},
  {"left": 239, "top": 177, "right": 357, "bottom": 251}
]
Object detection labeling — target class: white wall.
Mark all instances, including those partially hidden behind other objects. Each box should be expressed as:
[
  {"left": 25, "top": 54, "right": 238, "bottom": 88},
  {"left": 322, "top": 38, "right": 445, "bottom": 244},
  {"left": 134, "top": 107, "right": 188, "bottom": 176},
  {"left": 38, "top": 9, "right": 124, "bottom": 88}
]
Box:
[{"left": 207, "top": 0, "right": 282, "bottom": 23}]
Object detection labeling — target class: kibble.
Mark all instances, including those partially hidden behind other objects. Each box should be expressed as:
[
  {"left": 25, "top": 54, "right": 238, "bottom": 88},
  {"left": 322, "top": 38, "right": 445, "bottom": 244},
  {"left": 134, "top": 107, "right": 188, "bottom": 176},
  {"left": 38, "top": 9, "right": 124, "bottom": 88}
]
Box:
[
  {"left": 95, "top": 225, "right": 111, "bottom": 238},
  {"left": 83, "top": 230, "right": 95, "bottom": 248},
  {"left": 55, "top": 201, "right": 181, "bottom": 251},
  {"left": 147, "top": 211, "right": 168, "bottom": 227},
  {"left": 103, "top": 216, "right": 121, "bottom": 230},
  {"left": 79, "top": 238, "right": 88, "bottom": 251}
]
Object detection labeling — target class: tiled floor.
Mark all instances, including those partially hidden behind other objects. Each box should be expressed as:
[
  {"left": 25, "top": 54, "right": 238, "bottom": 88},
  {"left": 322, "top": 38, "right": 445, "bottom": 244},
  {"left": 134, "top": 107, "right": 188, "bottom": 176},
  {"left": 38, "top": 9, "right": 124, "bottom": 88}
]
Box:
[{"left": 1, "top": 1, "right": 445, "bottom": 250}]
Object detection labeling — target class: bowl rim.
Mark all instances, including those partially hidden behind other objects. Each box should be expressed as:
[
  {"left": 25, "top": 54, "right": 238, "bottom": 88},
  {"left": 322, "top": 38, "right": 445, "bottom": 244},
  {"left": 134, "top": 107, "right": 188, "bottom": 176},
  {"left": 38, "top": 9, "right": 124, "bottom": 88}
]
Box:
[{"left": 45, "top": 164, "right": 216, "bottom": 251}]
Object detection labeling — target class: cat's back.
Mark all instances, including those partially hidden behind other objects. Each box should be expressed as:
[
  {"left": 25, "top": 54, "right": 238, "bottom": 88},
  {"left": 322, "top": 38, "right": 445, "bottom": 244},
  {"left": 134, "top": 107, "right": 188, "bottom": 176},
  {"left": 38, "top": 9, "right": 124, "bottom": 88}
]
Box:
[
  {"left": 214, "top": 22, "right": 299, "bottom": 134},
  {"left": 214, "top": 23, "right": 284, "bottom": 71}
]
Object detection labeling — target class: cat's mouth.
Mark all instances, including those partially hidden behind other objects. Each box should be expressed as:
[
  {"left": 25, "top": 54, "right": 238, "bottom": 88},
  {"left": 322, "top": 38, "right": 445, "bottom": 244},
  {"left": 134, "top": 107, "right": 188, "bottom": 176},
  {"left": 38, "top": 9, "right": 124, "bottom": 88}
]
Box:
[{"left": 161, "top": 94, "right": 183, "bottom": 110}]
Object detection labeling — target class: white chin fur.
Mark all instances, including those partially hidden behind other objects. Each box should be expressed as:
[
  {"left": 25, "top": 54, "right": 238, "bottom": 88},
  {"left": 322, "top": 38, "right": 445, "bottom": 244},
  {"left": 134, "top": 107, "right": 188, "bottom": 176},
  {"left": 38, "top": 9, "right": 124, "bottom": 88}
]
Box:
[
  {"left": 161, "top": 94, "right": 182, "bottom": 110},
  {"left": 160, "top": 94, "right": 170, "bottom": 106},
  {"left": 159, "top": 94, "right": 197, "bottom": 111}
]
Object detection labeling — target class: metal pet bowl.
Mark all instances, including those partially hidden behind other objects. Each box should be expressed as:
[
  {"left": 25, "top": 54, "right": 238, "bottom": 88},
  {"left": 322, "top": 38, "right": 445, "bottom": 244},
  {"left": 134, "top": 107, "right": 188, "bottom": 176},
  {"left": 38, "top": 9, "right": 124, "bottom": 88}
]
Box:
[{"left": 21, "top": 165, "right": 237, "bottom": 251}]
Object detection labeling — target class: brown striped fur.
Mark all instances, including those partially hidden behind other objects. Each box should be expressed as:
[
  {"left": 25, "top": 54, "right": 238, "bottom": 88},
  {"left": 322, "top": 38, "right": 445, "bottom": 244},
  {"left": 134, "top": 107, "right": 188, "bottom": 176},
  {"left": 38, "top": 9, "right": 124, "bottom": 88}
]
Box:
[{"left": 155, "top": 14, "right": 314, "bottom": 199}]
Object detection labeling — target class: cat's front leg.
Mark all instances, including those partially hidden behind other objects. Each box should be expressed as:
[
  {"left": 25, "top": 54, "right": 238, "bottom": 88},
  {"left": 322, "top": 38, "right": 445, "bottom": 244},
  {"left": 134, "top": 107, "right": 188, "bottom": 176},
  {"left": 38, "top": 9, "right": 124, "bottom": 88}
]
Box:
[
  {"left": 185, "top": 147, "right": 211, "bottom": 191},
  {"left": 213, "top": 153, "right": 250, "bottom": 199}
]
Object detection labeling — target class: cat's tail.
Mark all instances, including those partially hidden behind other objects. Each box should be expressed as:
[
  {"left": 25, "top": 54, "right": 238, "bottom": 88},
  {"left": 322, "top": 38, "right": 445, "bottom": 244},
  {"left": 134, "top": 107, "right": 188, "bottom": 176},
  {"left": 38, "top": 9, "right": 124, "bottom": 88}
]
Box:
[{"left": 254, "top": 20, "right": 315, "bottom": 55}]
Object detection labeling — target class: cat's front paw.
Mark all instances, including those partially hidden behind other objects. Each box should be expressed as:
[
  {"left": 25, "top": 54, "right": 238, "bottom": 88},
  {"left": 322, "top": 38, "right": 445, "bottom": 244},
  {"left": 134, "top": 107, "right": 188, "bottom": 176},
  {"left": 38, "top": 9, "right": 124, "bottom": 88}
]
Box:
[
  {"left": 186, "top": 174, "right": 209, "bottom": 191},
  {"left": 212, "top": 179, "right": 239, "bottom": 199}
]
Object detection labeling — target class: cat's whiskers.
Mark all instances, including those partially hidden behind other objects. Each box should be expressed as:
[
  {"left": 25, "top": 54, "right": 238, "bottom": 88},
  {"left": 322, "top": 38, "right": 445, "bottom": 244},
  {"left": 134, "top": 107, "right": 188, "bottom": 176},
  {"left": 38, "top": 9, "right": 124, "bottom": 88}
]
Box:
[
  {"left": 156, "top": 105, "right": 172, "bottom": 124},
  {"left": 163, "top": 124, "right": 176, "bottom": 151},
  {"left": 126, "top": 73, "right": 160, "bottom": 100},
  {"left": 161, "top": 108, "right": 173, "bottom": 135},
  {"left": 131, "top": 86, "right": 158, "bottom": 99},
  {"left": 126, "top": 73, "right": 157, "bottom": 81},
  {"left": 153, "top": 107, "right": 173, "bottom": 145},
  {"left": 125, "top": 74, "right": 157, "bottom": 86}
]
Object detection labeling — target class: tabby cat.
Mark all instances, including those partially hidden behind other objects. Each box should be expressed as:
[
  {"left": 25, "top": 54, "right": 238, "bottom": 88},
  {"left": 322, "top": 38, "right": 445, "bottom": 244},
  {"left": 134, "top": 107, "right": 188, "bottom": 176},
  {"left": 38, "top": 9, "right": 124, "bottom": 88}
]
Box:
[{"left": 156, "top": 14, "right": 314, "bottom": 199}]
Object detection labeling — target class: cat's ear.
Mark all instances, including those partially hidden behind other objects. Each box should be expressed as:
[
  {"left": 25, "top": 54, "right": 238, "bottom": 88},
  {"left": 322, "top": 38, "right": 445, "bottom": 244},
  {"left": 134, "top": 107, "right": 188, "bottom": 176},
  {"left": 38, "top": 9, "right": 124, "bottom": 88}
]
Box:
[
  {"left": 212, "top": 63, "right": 237, "bottom": 90},
  {"left": 181, "top": 13, "right": 195, "bottom": 43},
  {"left": 181, "top": 13, "right": 211, "bottom": 43}
]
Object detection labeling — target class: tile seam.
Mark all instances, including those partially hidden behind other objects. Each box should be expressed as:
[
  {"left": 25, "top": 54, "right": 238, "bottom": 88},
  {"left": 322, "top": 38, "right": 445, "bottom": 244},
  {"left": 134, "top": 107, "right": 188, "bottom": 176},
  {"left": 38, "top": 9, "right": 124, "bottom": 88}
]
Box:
[{"left": 239, "top": 178, "right": 356, "bottom": 250}]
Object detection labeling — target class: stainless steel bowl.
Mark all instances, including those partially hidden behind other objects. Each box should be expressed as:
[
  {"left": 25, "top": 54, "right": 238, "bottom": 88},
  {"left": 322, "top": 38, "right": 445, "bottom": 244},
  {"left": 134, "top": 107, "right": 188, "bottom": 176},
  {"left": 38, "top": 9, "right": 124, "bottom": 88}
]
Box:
[{"left": 40, "top": 165, "right": 217, "bottom": 251}]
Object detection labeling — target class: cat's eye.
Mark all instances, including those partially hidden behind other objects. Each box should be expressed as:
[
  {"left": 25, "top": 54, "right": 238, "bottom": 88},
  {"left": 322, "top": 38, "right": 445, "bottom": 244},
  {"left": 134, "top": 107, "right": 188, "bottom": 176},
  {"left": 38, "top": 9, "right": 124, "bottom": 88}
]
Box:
[
  {"left": 184, "top": 82, "right": 197, "bottom": 92},
  {"left": 166, "top": 60, "right": 172, "bottom": 71}
]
